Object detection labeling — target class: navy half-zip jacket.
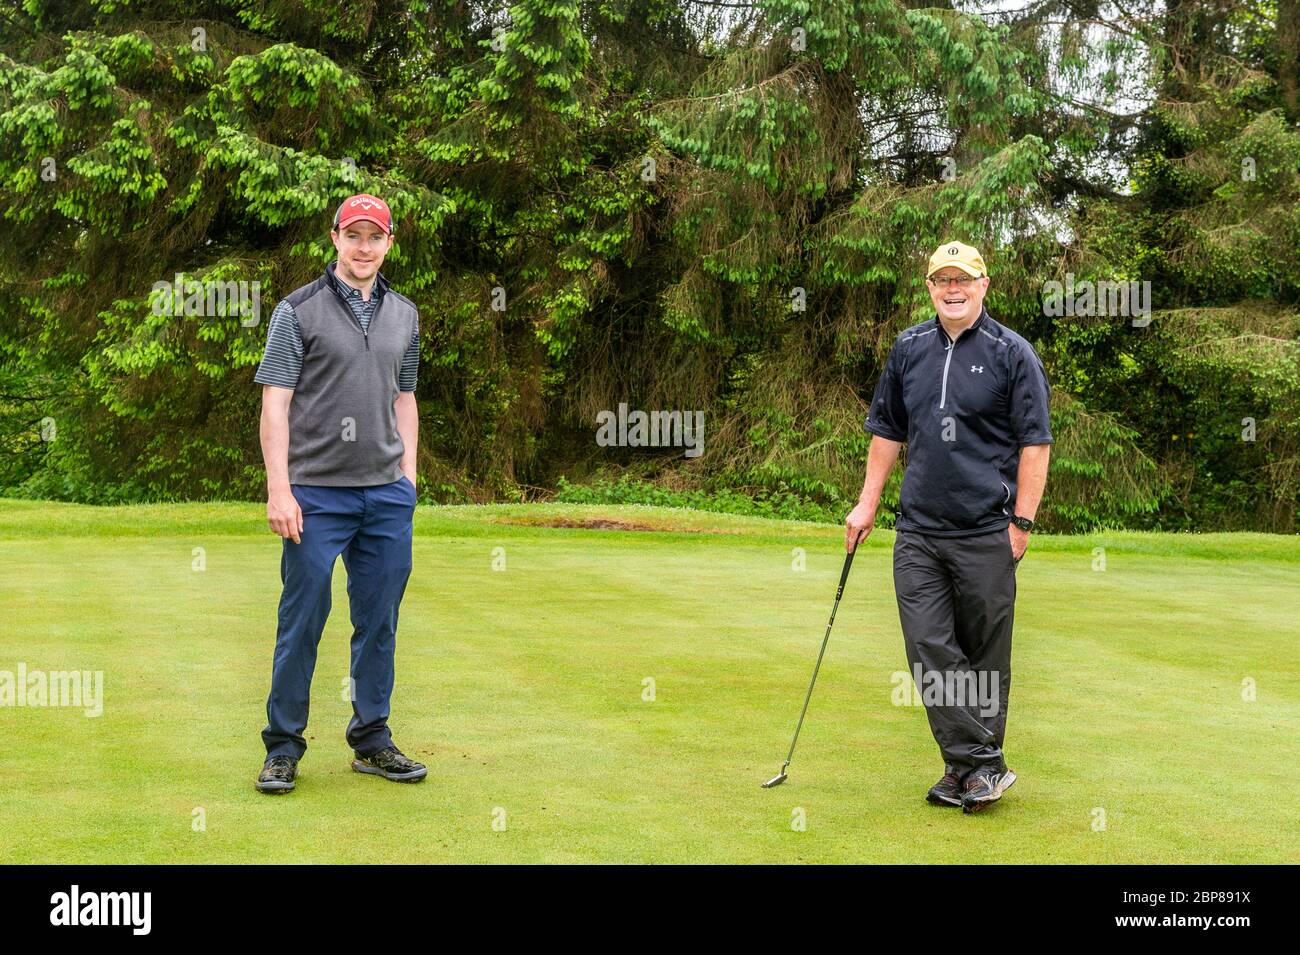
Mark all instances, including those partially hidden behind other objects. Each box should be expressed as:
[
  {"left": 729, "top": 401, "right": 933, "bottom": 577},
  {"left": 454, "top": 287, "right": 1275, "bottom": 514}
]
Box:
[{"left": 864, "top": 308, "right": 1053, "bottom": 537}]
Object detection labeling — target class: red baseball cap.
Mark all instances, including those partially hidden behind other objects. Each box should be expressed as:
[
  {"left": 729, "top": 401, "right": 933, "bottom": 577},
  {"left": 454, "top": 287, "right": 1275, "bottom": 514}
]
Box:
[{"left": 332, "top": 193, "right": 393, "bottom": 234}]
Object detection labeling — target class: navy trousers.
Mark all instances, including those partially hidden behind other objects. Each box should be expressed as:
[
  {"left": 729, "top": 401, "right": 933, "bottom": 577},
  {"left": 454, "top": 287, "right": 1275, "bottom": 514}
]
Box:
[{"left": 262, "top": 478, "right": 416, "bottom": 759}]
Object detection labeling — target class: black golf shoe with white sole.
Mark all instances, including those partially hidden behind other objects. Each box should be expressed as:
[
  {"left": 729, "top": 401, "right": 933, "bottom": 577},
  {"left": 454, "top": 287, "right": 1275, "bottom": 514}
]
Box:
[
  {"left": 352, "top": 746, "right": 427, "bottom": 783},
  {"left": 926, "top": 771, "right": 963, "bottom": 807},
  {"left": 255, "top": 755, "right": 298, "bottom": 793},
  {"left": 961, "top": 763, "right": 1016, "bottom": 813}
]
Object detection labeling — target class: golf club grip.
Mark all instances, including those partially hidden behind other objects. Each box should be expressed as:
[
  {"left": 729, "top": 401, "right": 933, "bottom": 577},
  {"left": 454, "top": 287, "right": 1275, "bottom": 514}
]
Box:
[{"left": 837, "top": 536, "right": 860, "bottom": 597}]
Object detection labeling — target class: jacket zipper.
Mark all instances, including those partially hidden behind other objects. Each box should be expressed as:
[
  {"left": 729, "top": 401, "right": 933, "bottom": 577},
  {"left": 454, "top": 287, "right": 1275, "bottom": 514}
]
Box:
[
  {"left": 338, "top": 292, "right": 375, "bottom": 350},
  {"left": 348, "top": 307, "right": 370, "bottom": 350},
  {"left": 362, "top": 293, "right": 381, "bottom": 350},
  {"left": 329, "top": 270, "right": 381, "bottom": 351},
  {"left": 939, "top": 337, "right": 954, "bottom": 409}
]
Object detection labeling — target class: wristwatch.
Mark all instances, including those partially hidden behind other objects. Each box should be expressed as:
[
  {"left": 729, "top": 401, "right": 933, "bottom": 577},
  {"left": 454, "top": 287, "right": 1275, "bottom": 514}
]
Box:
[{"left": 1009, "top": 515, "right": 1034, "bottom": 532}]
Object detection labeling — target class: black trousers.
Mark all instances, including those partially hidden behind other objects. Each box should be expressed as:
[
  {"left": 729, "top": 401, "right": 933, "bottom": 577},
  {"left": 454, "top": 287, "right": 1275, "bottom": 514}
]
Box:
[{"left": 892, "top": 528, "right": 1019, "bottom": 778}]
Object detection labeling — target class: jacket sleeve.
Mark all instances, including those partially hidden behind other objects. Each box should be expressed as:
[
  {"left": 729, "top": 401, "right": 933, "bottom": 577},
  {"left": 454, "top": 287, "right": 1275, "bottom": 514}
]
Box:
[
  {"left": 864, "top": 340, "right": 908, "bottom": 442},
  {"left": 1008, "top": 343, "right": 1054, "bottom": 446}
]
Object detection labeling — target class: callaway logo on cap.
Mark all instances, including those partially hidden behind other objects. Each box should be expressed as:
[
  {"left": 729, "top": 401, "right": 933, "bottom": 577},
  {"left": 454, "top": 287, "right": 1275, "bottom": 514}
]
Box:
[
  {"left": 927, "top": 240, "right": 987, "bottom": 278},
  {"left": 332, "top": 194, "right": 393, "bottom": 234}
]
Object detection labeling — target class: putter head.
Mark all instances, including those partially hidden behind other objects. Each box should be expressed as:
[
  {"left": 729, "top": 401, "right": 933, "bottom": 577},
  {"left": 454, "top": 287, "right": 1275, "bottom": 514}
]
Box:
[{"left": 761, "top": 772, "right": 788, "bottom": 788}]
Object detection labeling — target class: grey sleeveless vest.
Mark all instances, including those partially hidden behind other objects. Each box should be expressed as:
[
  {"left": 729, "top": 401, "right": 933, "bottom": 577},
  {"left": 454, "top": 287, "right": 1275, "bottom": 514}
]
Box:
[{"left": 282, "top": 265, "right": 418, "bottom": 486}]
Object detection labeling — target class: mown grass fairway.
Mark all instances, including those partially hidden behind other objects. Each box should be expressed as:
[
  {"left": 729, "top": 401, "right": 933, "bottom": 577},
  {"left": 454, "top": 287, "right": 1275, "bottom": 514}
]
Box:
[{"left": 1, "top": 500, "right": 1296, "bottom": 864}]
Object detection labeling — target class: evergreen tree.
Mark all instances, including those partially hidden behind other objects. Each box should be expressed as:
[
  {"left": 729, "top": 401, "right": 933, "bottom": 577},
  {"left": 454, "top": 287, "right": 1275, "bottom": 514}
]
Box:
[{"left": 0, "top": 0, "right": 1294, "bottom": 530}]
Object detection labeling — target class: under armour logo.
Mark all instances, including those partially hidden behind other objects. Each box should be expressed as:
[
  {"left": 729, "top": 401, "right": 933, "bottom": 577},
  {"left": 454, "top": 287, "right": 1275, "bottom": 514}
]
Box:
[{"left": 971, "top": 365, "right": 984, "bottom": 373}]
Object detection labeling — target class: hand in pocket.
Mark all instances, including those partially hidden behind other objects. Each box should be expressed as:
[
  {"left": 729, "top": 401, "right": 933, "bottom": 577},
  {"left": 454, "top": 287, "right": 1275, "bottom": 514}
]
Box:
[{"left": 1008, "top": 524, "right": 1028, "bottom": 562}]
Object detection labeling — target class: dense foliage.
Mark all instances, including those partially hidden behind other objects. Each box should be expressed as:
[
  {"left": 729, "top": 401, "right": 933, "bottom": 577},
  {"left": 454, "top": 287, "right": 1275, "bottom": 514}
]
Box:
[{"left": 1, "top": 0, "right": 1296, "bottom": 531}]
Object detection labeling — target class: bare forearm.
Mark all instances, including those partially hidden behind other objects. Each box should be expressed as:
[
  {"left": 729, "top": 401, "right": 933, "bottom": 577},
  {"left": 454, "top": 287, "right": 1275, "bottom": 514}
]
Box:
[
  {"left": 396, "top": 394, "right": 418, "bottom": 481},
  {"left": 858, "top": 435, "right": 903, "bottom": 510},
  {"left": 1013, "top": 444, "right": 1051, "bottom": 520},
  {"left": 845, "top": 435, "right": 903, "bottom": 550},
  {"left": 259, "top": 403, "right": 291, "bottom": 493},
  {"left": 259, "top": 386, "right": 301, "bottom": 541}
]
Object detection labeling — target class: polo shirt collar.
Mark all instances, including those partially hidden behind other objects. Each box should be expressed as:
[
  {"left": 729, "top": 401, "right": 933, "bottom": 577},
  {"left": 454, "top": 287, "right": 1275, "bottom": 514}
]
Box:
[{"left": 325, "top": 260, "right": 388, "bottom": 306}]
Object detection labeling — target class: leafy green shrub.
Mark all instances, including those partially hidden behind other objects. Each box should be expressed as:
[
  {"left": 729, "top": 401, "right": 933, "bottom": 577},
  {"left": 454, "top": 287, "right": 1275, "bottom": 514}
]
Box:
[{"left": 553, "top": 476, "right": 847, "bottom": 524}]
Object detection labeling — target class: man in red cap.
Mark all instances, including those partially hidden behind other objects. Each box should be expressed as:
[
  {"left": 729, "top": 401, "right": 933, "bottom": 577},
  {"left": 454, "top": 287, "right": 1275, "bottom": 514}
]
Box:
[{"left": 251, "top": 193, "right": 427, "bottom": 793}]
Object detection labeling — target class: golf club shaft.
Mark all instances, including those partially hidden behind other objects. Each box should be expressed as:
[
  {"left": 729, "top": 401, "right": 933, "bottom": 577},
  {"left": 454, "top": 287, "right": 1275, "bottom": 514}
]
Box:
[{"left": 776, "top": 542, "right": 859, "bottom": 772}]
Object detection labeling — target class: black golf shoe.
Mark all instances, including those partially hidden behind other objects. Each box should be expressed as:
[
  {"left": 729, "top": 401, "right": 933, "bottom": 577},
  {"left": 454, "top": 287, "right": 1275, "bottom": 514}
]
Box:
[
  {"left": 351, "top": 746, "right": 427, "bottom": 783},
  {"left": 926, "top": 771, "right": 963, "bottom": 807},
  {"left": 255, "top": 755, "right": 298, "bottom": 793},
  {"left": 961, "top": 762, "right": 1016, "bottom": 813}
]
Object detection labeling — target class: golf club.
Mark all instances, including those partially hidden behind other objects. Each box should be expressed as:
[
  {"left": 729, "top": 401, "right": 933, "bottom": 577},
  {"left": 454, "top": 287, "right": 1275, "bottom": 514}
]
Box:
[{"left": 762, "top": 534, "right": 862, "bottom": 788}]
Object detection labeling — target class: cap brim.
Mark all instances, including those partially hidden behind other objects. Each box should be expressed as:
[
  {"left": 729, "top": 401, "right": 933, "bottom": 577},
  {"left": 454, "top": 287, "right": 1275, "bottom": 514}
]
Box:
[
  {"left": 335, "top": 215, "right": 391, "bottom": 234},
  {"left": 927, "top": 260, "right": 984, "bottom": 278}
]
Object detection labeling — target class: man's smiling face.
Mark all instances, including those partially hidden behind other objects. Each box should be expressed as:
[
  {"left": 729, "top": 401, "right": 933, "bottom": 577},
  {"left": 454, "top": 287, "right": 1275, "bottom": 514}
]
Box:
[
  {"left": 331, "top": 223, "right": 394, "bottom": 286},
  {"left": 927, "top": 266, "right": 988, "bottom": 325}
]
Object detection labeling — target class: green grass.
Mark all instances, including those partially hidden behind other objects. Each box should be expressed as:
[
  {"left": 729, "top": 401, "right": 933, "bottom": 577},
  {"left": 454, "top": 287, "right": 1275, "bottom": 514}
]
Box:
[{"left": 0, "top": 499, "right": 1296, "bottom": 863}]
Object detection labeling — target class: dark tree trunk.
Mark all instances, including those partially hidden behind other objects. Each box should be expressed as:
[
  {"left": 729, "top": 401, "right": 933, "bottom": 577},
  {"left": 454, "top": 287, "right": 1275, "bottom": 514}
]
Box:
[{"left": 1278, "top": 0, "right": 1300, "bottom": 119}]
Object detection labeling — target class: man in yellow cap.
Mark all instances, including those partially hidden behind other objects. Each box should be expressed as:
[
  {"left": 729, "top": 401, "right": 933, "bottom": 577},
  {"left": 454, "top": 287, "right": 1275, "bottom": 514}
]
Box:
[{"left": 845, "top": 241, "right": 1053, "bottom": 812}]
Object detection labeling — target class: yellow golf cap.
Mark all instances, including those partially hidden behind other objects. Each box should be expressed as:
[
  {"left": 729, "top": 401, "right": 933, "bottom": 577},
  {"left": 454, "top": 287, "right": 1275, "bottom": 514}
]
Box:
[{"left": 927, "top": 241, "right": 988, "bottom": 279}]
